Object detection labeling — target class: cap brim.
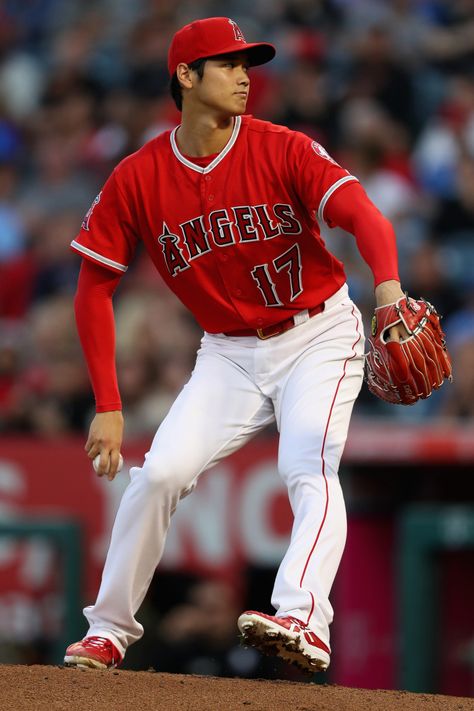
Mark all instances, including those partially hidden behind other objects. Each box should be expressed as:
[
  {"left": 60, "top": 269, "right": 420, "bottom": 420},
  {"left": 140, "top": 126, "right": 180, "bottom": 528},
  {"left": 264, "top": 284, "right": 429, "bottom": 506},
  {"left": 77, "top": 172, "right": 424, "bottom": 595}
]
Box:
[
  {"left": 209, "top": 42, "right": 276, "bottom": 67},
  {"left": 241, "top": 42, "right": 276, "bottom": 67}
]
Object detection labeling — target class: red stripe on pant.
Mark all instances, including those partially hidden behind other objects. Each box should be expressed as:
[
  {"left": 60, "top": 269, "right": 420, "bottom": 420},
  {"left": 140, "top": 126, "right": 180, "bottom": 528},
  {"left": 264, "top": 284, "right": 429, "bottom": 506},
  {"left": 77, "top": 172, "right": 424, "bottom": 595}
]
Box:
[{"left": 299, "top": 305, "right": 362, "bottom": 628}]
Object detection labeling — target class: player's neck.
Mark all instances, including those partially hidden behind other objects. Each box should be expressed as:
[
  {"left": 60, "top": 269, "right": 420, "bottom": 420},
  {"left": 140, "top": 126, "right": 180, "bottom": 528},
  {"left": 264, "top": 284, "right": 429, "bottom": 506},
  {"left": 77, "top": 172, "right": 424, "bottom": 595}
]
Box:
[{"left": 176, "top": 111, "right": 236, "bottom": 157}]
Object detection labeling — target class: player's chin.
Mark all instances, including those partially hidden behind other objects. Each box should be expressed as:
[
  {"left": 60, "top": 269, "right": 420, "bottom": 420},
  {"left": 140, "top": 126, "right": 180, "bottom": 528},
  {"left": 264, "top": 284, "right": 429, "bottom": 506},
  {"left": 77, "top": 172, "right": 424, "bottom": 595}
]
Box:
[
  {"left": 232, "top": 94, "right": 248, "bottom": 112},
  {"left": 217, "top": 98, "right": 247, "bottom": 118},
  {"left": 232, "top": 101, "right": 248, "bottom": 115}
]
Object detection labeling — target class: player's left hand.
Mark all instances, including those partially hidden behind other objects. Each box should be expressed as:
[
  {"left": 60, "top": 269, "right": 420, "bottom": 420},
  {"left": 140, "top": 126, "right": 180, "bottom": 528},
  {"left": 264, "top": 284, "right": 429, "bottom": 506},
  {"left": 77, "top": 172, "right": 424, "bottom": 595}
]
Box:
[
  {"left": 374, "top": 280, "right": 408, "bottom": 342},
  {"left": 365, "top": 292, "right": 453, "bottom": 405}
]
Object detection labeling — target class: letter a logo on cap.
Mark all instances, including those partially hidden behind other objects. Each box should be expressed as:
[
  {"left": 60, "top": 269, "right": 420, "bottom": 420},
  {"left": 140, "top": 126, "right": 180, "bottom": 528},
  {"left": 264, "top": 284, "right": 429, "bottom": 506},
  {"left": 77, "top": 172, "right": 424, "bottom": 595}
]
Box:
[{"left": 228, "top": 18, "right": 246, "bottom": 42}]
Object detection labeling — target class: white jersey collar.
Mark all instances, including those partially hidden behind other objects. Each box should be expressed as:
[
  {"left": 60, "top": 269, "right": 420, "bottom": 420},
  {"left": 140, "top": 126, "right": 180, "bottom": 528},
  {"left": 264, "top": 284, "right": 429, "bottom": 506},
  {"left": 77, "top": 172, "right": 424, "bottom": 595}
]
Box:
[{"left": 170, "top": 115, "right": 242, "bottom": 174}]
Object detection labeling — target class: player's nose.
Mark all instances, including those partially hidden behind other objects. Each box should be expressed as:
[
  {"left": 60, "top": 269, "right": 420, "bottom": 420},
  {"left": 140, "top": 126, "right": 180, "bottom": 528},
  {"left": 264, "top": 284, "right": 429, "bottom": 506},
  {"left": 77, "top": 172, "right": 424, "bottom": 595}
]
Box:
[
  {"left": 236, "top": 65, "right": 250, "bottom": 84},
  {"left": 238, "top": 71, "right": 250, "bottom": 87}
]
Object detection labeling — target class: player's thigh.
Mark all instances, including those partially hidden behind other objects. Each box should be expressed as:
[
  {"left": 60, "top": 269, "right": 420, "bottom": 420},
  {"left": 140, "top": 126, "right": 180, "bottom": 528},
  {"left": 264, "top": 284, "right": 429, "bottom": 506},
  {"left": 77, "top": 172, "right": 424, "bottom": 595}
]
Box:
[
  {"left": 276, "top": 308, "right": 364, "bottom": 487},
  {"left": 143, "top": 348, "right": 274, "bottom": 488}
]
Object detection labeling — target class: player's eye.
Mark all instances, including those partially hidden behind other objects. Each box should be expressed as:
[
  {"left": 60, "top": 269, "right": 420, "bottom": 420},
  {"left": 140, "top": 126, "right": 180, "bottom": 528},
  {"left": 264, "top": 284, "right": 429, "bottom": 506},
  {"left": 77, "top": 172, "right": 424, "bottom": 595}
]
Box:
[{"left": 221, "top": 59, "right": 250, "bottom": 72}]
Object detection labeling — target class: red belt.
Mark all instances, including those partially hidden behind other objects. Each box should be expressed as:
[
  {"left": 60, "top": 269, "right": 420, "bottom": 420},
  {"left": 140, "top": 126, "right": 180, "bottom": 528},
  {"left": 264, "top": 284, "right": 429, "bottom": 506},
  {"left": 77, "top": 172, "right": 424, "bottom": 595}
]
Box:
[{"left": 224, "top": 303, "right": 325, "bottom": 340}]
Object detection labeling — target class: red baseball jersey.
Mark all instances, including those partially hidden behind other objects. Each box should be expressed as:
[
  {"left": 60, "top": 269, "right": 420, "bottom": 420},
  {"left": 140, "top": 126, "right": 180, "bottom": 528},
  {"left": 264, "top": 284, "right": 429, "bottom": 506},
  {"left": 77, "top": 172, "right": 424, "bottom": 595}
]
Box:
[{"left": 71, "top": 115, "right": 358, "bottom": 333}]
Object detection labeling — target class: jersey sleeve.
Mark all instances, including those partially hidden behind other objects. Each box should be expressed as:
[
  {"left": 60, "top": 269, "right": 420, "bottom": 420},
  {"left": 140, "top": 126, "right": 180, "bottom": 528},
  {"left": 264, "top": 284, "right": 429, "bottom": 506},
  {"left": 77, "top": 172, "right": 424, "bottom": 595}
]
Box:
[
  {"left": 71, "top": 167, "right": 138, "bottom": 274},
  {"left": 325, "top": 180, "right": 400, "bottom": 287},
  {"left": 288, "top": 132, "right": 358, "bottom": 224},
  {"left": 74, "top": 259, "right": 122, "bottom": 412}
]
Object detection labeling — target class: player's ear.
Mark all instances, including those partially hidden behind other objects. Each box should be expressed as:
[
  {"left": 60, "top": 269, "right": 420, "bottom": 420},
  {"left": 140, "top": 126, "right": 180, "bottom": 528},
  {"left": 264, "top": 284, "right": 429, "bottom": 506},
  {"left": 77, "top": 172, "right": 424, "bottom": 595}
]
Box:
[{"left": 176, "top": 63, "right": 194, "bottom": 90}]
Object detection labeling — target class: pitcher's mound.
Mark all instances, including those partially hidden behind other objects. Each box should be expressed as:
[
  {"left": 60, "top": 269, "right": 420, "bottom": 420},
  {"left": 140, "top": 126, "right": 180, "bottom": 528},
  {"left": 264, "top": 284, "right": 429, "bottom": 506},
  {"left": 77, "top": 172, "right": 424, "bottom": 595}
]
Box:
[{"left": 0, "top": 664, "right": 473, "bottom": 710}]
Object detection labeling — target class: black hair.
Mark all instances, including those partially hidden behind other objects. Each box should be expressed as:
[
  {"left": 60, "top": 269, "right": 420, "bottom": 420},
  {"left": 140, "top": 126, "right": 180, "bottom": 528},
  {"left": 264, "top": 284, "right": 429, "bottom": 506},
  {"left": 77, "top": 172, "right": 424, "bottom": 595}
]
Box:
[{"left": 170, "top": 57, "right": 207, "bottom": 111}]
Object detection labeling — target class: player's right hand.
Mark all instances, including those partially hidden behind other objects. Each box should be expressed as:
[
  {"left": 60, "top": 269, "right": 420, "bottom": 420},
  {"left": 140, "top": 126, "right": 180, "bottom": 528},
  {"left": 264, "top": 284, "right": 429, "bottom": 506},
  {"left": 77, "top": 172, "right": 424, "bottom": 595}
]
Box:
[{"left": 85, "top": 410, "right": 124, "bottom": 481}]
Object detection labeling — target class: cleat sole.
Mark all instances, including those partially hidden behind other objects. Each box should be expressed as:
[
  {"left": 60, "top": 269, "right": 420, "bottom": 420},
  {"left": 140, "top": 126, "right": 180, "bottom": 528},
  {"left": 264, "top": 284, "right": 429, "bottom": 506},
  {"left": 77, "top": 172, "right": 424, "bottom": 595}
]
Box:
[{"left": 238, "top": 615, "right": 329, "bottom": 675}]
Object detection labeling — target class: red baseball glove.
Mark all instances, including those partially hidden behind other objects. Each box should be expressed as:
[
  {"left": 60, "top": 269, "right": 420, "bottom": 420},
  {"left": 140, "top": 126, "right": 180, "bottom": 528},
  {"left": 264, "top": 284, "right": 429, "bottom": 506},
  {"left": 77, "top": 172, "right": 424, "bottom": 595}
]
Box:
[{"left": 365, "top": 296, "right": 452, "bottom": 405}]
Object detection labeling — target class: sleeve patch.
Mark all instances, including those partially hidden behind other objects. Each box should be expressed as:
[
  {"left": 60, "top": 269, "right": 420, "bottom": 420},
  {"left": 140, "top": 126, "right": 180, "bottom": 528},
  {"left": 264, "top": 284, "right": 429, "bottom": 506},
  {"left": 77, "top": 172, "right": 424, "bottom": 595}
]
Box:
[
  {"left": 311, "top": 141, "right": 339, "bottom": 166},
  {"left": 82, "top": 192, "right": 102, "bottom": 231}
]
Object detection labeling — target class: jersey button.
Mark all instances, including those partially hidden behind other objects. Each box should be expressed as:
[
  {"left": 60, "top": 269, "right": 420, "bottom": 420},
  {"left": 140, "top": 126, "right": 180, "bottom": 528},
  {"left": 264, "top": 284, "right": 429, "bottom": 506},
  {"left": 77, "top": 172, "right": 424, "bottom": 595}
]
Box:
[
  {"left": 204, "top": 175, "right": 211, "bottom": 182},
  {"left": 236, "top": 289, "right": 242, "bottom": 296},
  {"left": 208, "top": 194, "right": 214, "bottom": 202},
  {"left": 256, "top": 318, "right": 263, "bottom": 325}
]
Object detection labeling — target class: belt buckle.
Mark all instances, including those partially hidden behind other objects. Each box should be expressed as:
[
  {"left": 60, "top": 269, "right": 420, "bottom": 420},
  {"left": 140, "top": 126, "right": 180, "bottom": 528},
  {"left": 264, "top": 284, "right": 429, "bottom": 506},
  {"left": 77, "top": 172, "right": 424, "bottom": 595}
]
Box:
[{"left": 256, "top": 326, "right": 280, "bottom": 340}]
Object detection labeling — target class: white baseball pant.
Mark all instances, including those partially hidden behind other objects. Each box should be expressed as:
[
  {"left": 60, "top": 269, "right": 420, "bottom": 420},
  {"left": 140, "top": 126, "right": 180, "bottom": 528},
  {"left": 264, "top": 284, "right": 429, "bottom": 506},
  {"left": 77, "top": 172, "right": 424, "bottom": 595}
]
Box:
[{"left": 84, "top": 283, "right": 365, "bottom": 656}]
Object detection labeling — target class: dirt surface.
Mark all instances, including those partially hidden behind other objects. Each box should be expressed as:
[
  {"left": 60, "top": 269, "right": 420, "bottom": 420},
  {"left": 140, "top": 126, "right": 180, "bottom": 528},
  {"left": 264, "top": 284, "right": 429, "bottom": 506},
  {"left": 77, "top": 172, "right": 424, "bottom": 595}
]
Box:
[{"left": 0, "top": 665, "right": 473, "bottom": 710}]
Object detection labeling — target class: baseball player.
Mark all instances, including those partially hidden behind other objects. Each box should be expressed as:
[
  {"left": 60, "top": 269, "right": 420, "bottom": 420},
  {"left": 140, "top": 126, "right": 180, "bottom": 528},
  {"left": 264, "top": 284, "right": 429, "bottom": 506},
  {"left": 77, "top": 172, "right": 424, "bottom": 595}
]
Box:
[{"left": 64, "top": 17, "right": 406, "bottom": 674}]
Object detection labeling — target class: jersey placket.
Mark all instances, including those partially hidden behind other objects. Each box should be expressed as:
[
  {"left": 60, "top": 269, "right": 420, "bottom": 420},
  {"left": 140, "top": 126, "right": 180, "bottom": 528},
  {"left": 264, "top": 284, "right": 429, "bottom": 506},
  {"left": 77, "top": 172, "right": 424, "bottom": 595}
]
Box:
[{"left": 200, "top": 171, "right": 245, "bottom": 319}]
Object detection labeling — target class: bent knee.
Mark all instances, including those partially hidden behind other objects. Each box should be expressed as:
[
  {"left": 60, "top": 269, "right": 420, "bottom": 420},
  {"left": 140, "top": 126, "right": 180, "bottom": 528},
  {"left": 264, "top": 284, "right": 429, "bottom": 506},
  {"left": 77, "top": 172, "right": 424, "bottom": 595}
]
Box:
[{"left": 131, "top": 458, "right": 194, "bottom": 495}]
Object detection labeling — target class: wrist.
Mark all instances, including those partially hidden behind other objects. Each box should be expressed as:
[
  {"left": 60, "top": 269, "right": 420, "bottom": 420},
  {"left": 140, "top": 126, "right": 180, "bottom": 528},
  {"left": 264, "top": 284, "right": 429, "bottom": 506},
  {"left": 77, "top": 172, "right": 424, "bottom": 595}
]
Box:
[
  {"left": 375, "top": 280, "right": 404, "bottom": 307},
  {"left": 96, "top": 403, "right": 122, "bottom": 413}
]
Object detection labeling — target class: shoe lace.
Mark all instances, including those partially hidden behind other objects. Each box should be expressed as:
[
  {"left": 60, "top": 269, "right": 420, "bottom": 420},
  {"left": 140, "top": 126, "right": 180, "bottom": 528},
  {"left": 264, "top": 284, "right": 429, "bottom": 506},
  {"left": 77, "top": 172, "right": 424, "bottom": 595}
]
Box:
[
  {"left": 287, "top": 616, "right": 307, "bottom": 630},
  {"left": 84, "top": 636, "right": 113, "bottom": 650}
]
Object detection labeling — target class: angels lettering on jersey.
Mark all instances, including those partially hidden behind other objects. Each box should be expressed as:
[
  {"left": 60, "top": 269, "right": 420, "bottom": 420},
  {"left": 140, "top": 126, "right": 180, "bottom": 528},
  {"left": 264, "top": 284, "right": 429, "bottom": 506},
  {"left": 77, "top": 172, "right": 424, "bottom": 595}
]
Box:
[{"left": 158, "top": 203, "right": 303, "bottom": 277}]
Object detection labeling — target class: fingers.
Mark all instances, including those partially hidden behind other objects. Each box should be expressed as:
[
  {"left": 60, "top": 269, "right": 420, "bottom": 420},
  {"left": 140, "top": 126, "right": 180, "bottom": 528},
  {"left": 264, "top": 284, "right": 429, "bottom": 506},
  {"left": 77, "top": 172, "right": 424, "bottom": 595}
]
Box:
[
  {"left": 386, "top": 324, "right": 409, "bottom": 343},
  {"left": 90, "top": 450, "right": 123, "bottom": 480},
  {"left": 85, "top": 431, "right": 95, "bottom": 456},
  {"left": 108, "top": 450, "right": 123, "bottom": 481}
]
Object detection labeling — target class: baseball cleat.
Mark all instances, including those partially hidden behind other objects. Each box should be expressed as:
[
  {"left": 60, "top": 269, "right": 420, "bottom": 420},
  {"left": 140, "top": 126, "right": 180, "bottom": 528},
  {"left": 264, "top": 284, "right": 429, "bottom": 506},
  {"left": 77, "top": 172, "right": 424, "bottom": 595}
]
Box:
[
  {"left": 237, "top": 610, "right": 330, "bottom": 674},
  {"left": 64, "top": 636, "right": 123, "bottom": 670}
]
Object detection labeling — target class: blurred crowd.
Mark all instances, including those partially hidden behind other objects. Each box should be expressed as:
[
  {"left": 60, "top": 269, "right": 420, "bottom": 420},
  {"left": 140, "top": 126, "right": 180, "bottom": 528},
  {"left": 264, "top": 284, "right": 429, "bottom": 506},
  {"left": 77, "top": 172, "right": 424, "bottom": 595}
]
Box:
[{"left": 1, "top": 0, "right": 474, "bottom": 437}]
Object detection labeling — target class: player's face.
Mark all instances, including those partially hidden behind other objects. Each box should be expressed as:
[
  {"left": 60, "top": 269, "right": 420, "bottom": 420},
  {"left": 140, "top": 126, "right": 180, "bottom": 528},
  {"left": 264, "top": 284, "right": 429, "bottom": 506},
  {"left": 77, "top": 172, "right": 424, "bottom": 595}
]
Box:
[{"left": 191, "top": 53, "right": 251, "bottom": 117}]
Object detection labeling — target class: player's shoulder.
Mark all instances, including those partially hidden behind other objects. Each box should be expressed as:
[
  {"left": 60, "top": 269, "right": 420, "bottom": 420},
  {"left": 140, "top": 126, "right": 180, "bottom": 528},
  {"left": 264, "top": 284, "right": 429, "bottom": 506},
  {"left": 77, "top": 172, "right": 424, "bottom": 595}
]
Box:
[
  {"left": 113, "top": 130, "right": 172, "bottom": 181},
  {"left": 243, "top": 115, "right": 294, "bottom": 139},
  {"left": 243, "top": 116, "right": 316, "bottom": 155},
  {"left": 251, "top": 119, "right": 337, "bottom": 164}
]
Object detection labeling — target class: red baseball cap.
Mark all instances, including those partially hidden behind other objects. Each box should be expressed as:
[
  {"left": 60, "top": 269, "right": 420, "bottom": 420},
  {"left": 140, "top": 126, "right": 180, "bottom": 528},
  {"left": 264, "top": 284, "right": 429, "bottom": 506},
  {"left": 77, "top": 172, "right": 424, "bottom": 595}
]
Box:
[{"left": 168, "top": 17, "right": 276, "bottom": 77}]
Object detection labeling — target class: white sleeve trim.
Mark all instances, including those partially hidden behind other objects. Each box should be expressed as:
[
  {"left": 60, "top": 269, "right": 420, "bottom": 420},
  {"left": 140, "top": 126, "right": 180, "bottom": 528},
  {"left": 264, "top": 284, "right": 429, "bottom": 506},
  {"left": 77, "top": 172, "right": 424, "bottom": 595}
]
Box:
[
  {"left": 317, "top": 175, "right": 359, "bottom": 225},
  {"left": 71, "top": 240, "right": 128, "bottom": 272}
]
